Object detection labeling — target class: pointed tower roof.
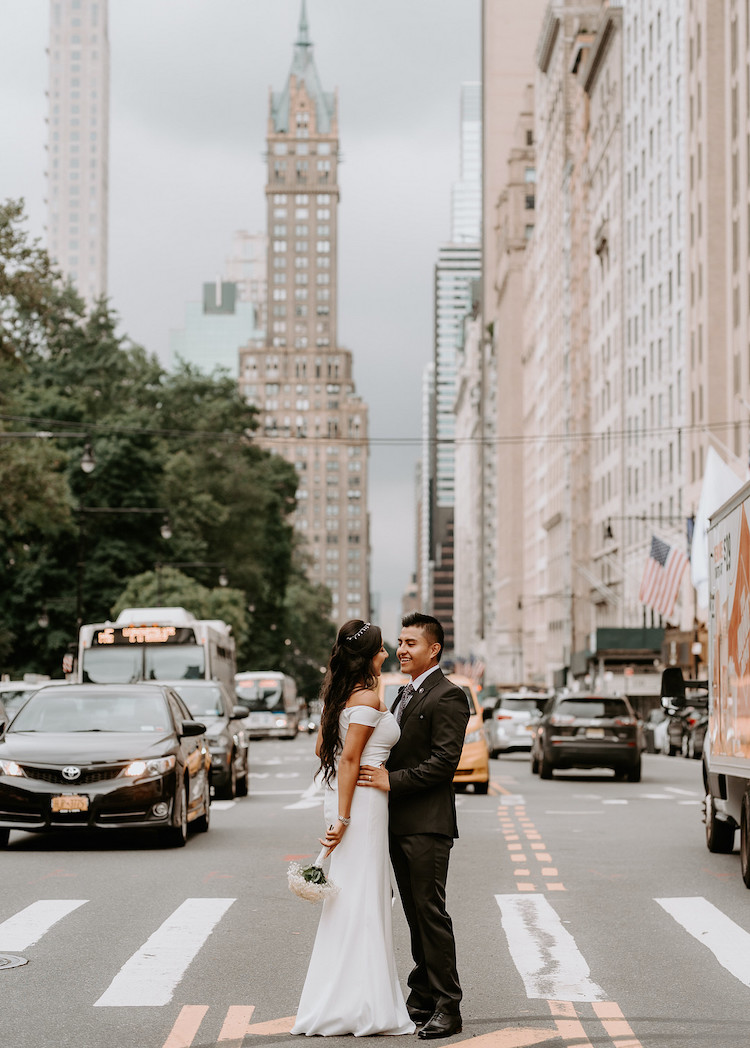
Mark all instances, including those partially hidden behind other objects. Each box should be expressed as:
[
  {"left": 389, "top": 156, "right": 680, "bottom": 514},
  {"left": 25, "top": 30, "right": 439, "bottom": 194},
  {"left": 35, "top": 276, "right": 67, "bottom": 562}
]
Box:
[{"left": 271, "top": 1, "right": 336, "bottom": 134}]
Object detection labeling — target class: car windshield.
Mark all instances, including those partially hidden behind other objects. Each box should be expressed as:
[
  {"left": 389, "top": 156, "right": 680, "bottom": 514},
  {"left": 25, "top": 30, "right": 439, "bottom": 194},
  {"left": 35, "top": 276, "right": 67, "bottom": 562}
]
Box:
[
  {"left": 172, "top": 684, "right": 224, "bottom": 718},
  {"left": 9, "top": 688, "right": 171, "bottom": 733},
  {"left": 557, "top": 699, "right": 630, "bottom": 719},
  {"left": 235, "top": 680, "right": 284, "bottom": 712},
  {"left": 499, "top": 698, "right": 538, "bottom": 713}
]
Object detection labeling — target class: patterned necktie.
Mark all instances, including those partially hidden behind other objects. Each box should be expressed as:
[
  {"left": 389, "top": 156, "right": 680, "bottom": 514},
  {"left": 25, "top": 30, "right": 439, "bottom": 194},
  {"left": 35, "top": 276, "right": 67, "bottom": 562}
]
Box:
[{"left": 395, "top": 683, "right": 415, "bottom": 725}]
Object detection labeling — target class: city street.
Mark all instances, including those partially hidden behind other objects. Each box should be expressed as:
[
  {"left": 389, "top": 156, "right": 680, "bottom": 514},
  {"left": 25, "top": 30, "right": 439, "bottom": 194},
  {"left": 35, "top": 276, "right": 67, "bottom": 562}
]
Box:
[{"left": 3, "top": 739, "right": 750, "bottom": 1048}]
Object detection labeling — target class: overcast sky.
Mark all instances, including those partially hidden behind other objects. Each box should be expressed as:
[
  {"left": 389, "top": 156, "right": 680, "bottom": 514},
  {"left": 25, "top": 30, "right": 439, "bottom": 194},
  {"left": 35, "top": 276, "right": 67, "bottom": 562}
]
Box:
[{"left": 0, "top": 0, "right": 480, "bottom": 642}]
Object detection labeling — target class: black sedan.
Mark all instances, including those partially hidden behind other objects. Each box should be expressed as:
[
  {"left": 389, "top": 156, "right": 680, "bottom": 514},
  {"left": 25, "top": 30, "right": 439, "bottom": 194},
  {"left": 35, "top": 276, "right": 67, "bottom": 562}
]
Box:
[
  {"left": 530, "top": 693, "right": 642, "bottom": 781},
  {"left": 164, "top": 680, "right": 249, "bottom": 799},
  {"left": 0, "top": 684, "right": 211, "bottom": 848}
]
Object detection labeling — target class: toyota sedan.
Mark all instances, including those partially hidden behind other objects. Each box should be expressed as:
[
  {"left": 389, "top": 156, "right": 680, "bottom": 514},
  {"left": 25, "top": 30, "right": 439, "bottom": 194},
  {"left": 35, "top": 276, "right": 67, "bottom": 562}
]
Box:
[{"left": 0, "top": 684, "right": 211, "bottom": 848}]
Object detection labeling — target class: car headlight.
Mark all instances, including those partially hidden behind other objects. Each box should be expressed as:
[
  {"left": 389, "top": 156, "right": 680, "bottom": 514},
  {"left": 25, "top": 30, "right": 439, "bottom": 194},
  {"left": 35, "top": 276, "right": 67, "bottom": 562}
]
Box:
[
  {"left": 120, "top": 755, "right": 176, "bottom": 778},
  {"left": 465, "top": 729, "right": 484, "bottom": 744},
  {"left": 275, "top": 716, "right": 288, "bottom": 727},
  {"left": 0, "top": 759, "right": 25, "bottom": 777}
]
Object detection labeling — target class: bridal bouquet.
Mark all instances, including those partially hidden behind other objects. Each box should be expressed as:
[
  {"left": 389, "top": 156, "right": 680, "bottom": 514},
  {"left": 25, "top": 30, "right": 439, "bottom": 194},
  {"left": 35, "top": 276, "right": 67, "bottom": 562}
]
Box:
[{"left": 287, "top": 846, "right": 340, "bottom": 903}]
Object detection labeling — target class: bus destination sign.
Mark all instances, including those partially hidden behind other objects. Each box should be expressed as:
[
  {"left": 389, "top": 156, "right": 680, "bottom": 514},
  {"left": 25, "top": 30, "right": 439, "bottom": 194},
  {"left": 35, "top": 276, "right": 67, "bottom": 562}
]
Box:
[{"left": 93, "top": 626, "right": 197, "bottom": 646}]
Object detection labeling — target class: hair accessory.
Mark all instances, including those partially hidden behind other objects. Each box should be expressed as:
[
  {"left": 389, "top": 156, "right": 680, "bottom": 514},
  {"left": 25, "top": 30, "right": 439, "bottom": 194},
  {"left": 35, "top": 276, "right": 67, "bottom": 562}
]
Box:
[{"left": 346, "top": 622, "right": 371, "bottom": 642}]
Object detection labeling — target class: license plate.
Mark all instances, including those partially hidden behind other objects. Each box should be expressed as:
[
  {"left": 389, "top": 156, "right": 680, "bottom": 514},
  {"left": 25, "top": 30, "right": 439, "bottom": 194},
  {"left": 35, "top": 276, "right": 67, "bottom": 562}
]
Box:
[
  {"left": 51, "top": 795, "right": 89, "bottom": 813},
  {"left": 586, "top": 728, "right": 605, "bottom": 739},
  {"left": 250, "top": 713, "right": 274, "bottom": 727}
]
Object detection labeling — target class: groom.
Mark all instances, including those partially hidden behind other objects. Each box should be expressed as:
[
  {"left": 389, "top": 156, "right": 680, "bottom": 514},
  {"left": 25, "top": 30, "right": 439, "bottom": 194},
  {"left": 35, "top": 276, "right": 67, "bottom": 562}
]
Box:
[{"left": 359, "top": 612, "right": 469, "bottom": 1039}]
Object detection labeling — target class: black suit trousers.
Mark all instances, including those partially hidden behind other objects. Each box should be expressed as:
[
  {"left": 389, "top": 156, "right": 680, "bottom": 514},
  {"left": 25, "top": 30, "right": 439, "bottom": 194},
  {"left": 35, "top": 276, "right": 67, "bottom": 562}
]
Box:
[{"left": 389, "top": 831, "right": 462, "bottom": 1015}]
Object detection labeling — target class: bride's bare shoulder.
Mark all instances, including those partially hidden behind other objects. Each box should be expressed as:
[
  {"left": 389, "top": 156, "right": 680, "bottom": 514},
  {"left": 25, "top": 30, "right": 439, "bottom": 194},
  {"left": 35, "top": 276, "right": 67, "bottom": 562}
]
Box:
[{"left": 345, "top": 687, "right": 380, "bottom": 710}]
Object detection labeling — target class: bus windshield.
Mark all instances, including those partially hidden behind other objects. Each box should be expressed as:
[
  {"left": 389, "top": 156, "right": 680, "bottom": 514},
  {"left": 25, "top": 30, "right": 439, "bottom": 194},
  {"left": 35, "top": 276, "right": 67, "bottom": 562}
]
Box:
[
  {"left": 83, "top": 645, "right": 206, "bottom": 684},
  {"left": 235, "top": 679, "right": 284, "bottom": 712}
]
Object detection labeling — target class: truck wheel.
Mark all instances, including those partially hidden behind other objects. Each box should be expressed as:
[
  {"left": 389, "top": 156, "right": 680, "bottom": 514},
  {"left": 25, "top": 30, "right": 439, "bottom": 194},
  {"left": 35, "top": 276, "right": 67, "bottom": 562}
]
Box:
[
  {"left": 741, "top": 794, "right": 750, "bottom": 888},
  {"left": 540, "top": 756, "right": 554, "bottom": 780},
  {"left": 705, "top": 793, "right": 735, "bottom": 854}
]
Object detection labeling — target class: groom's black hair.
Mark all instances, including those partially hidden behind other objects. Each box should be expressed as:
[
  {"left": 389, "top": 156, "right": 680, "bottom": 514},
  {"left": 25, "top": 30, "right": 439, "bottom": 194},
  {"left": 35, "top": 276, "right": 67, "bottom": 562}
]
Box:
[{"left": 401, "top": 612, "right": 444, "bottom": 661}]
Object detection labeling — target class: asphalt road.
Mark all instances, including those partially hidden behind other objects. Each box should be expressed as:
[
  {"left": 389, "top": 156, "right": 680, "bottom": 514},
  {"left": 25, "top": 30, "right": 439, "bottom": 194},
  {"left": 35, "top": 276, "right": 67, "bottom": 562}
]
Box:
[{"left": 2, "top": 739, "right": 750, "bottom": 1048}]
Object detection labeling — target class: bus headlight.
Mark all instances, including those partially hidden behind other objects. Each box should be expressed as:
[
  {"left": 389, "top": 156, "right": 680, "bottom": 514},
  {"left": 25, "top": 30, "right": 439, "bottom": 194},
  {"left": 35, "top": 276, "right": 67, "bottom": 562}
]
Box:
[{"left": 120, "top": 755, "right": 176, "bottom": 778}]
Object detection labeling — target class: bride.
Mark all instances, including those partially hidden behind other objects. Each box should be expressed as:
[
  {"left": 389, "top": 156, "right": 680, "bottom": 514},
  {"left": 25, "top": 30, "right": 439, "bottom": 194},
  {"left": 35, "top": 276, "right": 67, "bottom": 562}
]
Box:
[{"left": 292, "top": 620, "right": 415, "bottom": 1038}]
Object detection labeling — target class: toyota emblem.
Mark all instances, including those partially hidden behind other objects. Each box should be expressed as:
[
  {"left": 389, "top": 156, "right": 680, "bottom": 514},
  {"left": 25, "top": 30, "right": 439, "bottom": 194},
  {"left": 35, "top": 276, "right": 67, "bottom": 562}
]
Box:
[{"left": 62, "top": 766, "right": 81, "bottom": 781}]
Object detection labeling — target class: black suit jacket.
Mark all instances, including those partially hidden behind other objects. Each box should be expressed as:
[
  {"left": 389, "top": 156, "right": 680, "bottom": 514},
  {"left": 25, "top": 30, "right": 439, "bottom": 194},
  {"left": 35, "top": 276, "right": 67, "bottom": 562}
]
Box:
[{"left": 386, "top": 668, "right": 470, "bottom": 838}]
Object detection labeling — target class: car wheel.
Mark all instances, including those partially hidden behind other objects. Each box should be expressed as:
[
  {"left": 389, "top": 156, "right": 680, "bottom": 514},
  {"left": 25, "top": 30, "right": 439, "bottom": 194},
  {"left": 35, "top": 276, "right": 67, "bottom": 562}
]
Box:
[
  {"left": 705, "top": 793, "right": 735, "bottom": 854},
  {"left": 194, "top": 774, "right": 211, "bottom": 833},
  {"left": 0, "top": 828, "right": 9, "bottom": 848},
  {"left": 162, "top": 782, "right": 188, "bottom": 848},
  {"left": 540, "top": 756, "right": 554, "bottom": 779},
  {"left": 474, "top": 780, "right": 489, "bottom": 795},
  {"left": 218, "top": 756, "right": 238, "bottom": 800},
  {"left": 741, "top": 793, "right": 750, "bottom": 889},
  {"left": 489, "top": 749, "right": 499, "bottom": 760},
  {"left": 236, "top": 756, "right": 249, "bottom": 798},
  {"left": 626, "top": 760, "right": 641, "bottom": 783}
]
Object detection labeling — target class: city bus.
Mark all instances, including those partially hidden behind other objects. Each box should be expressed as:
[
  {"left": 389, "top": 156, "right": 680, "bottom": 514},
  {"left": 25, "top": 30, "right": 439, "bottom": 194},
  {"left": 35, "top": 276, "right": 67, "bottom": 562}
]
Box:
[
  {"left": 234, "top": 671, "right": 301, "bottom": 739},
  {"left": 77, "top": 607, "right": 237, "bottom": 691}
]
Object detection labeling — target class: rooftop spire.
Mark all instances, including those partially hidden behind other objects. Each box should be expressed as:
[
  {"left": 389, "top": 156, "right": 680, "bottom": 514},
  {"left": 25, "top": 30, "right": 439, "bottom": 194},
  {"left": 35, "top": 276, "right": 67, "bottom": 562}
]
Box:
[{"left": 297, "top": 0, "right": 311, "bottom": 48}]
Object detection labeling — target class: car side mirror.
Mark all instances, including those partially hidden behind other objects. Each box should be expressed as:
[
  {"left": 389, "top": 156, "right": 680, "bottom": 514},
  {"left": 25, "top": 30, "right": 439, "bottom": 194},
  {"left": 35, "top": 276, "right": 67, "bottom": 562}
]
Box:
[
  {"left": 231, "top": 706, "right": 248, "bottom": 719},
  {"left": 661, "top": 666, "right": 687, "bottom": 709},
  {"left": 482, "top": 707, "right": 493, "bottom": 722},
  {"left": 181, "top": 719, "right": 206, "bottom": 737}
]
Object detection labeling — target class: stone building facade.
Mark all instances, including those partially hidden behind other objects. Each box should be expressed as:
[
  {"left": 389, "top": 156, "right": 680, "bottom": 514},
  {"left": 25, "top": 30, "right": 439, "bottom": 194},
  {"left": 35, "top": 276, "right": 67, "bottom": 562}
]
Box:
[{"left": 238, "top": 4, "right": 370, "bottom": 623}]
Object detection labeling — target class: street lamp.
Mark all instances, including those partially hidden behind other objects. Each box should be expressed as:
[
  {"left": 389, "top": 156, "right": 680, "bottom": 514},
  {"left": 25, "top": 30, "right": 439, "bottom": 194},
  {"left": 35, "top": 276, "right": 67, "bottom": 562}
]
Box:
[{"left": 80, "top": 442, "right": 96, "bottom": 474}]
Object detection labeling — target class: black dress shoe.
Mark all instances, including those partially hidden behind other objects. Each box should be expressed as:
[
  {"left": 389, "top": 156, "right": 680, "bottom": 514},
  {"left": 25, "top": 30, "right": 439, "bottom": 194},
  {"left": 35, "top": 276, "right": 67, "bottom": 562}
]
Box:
[
  {"left": 417, "top": 1012, "right": 463, "bottom": 1039},
  {"left": 407, "top": 1007, "right": 434, "bottom": 1026}
]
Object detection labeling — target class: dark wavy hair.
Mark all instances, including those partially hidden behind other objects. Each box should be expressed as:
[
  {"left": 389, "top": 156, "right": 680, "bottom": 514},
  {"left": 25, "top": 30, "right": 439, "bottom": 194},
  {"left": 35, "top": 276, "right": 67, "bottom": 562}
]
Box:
[{"left": 317, "top": 619, "right": 383, "bottom": 785}]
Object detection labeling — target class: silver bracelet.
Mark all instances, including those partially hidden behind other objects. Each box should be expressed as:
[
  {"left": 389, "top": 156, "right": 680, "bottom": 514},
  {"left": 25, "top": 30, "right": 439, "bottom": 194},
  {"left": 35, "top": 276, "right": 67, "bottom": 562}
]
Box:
[{"left": 338, "top": 814, "right": 351, "bottom": 826}]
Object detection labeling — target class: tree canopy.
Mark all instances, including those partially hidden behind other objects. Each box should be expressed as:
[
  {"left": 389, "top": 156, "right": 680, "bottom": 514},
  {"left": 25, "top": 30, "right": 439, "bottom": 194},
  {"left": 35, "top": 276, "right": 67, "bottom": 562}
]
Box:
[{"left": 0, "top": 199, "right": 335, "bottom": 685}]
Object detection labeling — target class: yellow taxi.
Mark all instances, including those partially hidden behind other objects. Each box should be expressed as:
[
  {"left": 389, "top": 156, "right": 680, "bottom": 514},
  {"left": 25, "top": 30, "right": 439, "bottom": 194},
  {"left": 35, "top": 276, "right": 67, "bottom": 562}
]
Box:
[{"left": 379, "top": 672, "right": 490, "bottom": 795}]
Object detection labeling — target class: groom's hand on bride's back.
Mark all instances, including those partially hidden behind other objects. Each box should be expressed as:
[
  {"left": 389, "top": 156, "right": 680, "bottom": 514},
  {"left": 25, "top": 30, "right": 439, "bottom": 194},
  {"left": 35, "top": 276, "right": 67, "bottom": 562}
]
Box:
[{"left": 358, "top": 764, "right": 390, "bottom": 791}]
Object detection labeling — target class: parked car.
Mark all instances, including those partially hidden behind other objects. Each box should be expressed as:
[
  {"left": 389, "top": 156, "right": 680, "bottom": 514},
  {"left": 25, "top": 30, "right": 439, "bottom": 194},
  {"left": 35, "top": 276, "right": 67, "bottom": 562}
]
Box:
[
  {"left": 0, "top": 683, "right": 211, "bottom": 848},
  {"left": 164, "top": 680, "right": 249, "bottom": 799},
  {"left": 530, "top": 693, "right": 642, "bottom": 781},
  {"left": 483, "top": 693, "right": 540, "bottom": 758},
  {"left": 379, "top": 672, "right": 490, "bottom": 794}
]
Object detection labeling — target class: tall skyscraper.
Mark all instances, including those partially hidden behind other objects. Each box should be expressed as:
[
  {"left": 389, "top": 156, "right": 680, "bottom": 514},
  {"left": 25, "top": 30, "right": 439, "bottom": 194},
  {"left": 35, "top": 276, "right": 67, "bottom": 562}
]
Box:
[
  {"left": 239, "top": 2, "right": 370, "bottom": 623},
  {"left": 420, "top": 84, "right": 482, "bottom": 652},
  {"left": 46, "top": 0, "right": 109, "bottom": 307}
]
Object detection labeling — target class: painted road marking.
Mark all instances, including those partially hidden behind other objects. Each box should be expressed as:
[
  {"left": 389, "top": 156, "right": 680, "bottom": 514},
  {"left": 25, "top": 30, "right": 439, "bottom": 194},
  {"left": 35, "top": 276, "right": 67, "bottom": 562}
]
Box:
[
  {"left": 656, "top": 896, "right": 750, "bottom": 987},
  {"left": 547, "top": 1000, "right": 593, "bottom": 1046},
  {"left": 284, "top": 780, "right": 324, "bottom": 810},
  {"left": 664, "top": 787, "right": 700, "bottom": 796},
  {"left": 210, "top": 801, "right": 236, "bottom": 811},
  {"left": 495, "top": 894, "right": 606, "bottom": 1002},
  {"left": 95, "top": 898, "right": 235, "bottom": 1007},
  {"left": 163, "top": 1006, "right": 208, "bottom": 1048},
  {"left": 454, "top": 1029, "right": 559, "bottom": 1047},
  {"left": 591, "top": 1001, "right": 643, "bottom": 1047},
  {"left": 0, "top": 899, "right": 87, "bottom": 951},
  {"left": 245, "top": 1015, "right": 296, "bottom": 1034},
  {"left": 219, "top": 1005, "right": 256, "bottom": 1046}
]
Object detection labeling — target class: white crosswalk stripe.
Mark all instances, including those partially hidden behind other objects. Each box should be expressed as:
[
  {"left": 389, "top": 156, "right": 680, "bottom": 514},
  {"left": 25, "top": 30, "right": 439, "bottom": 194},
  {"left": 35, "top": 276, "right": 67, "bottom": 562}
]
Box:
[
  {"left": 0, "top": 899, "right": 87, "bottom": 951},
  {"left": 95, "top": 898, "right": 235, "bottom": 1007},
  {"left": 495, "top": 893, "right": 606, "bottom": 1002},
  {"left": 656, "top": 896, "right": 750, "bottom": 988}
]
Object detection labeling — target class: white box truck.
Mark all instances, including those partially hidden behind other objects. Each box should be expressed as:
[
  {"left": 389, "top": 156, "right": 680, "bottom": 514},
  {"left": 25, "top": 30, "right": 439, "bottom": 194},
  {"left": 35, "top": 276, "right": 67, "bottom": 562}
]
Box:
[{"left": 662, "top": 480, "right": 750, "bottom": 886}]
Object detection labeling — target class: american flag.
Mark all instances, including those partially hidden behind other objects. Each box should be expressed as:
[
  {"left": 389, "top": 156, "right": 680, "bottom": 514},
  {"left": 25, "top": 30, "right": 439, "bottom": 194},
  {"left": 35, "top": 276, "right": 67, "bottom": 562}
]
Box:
[{"left": 638, "top": 535, "right": 689, "bottom": 620}]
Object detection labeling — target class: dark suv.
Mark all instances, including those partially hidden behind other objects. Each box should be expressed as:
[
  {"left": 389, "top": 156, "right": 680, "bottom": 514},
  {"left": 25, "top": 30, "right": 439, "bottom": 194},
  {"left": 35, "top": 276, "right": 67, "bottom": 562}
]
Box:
[{"left": 530, "top": 693, "right": 642, "bottom": 781}]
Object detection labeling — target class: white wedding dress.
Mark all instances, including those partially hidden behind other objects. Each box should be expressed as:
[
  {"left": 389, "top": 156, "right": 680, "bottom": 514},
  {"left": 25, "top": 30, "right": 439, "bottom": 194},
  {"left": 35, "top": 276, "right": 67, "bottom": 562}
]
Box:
[{"left": 292, "top": 705, "right": 415, "bottom": 1037}]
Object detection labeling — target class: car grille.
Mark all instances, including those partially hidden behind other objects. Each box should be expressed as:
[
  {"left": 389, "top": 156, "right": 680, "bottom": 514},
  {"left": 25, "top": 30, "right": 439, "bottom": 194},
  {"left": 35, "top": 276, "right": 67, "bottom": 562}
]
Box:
[{"left": 19, "top": 764, "right": 125, "bottom": 785}]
